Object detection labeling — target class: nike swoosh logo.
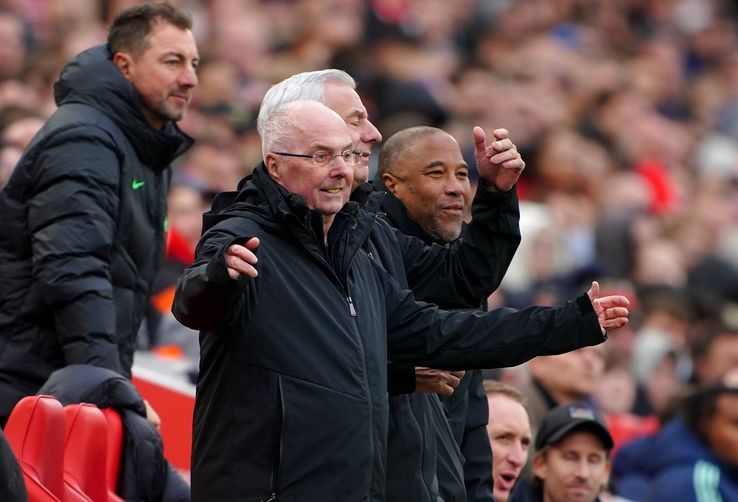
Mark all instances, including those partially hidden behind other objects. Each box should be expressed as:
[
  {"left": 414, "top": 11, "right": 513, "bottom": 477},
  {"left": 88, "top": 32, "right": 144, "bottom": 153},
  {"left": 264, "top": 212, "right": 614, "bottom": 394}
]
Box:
[{"left": 131, "top": 180, "right": 145, "bottom": 190}]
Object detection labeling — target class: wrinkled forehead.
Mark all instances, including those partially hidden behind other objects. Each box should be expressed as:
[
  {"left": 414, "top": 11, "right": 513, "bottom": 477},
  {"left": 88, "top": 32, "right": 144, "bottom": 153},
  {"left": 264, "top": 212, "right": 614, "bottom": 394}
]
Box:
[
  {"left": 323, "top": 82, "right": 367, "bottom": 119},
  {"left": 393, "top": 131, "right": 466, "bottom": 175},
  {"left": 289, "top": 107, "right": 353, "bottom": 150}
]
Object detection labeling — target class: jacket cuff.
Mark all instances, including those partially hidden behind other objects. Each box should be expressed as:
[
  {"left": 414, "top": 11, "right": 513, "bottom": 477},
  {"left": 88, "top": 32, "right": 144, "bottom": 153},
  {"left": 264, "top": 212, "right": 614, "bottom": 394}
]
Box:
[
  {"left": 206, "top": 236, "right": 253, "bottom": 285},
  {"left": 478, "top": 177, "right": 517, "bottom": 196},
  {"left": 575, "top": 293, "right": 607, "bottom": 341},
  {"left": 387, "top": 363, "right": 416, "bottom": 396}
]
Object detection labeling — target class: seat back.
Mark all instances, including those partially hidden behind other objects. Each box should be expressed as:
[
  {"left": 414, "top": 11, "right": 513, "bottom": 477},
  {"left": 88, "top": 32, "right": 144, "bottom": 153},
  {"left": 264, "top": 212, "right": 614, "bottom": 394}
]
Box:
[
  {"left": 4, "top": 395, "right": 65, "bottom": 502},
  {"left": 63, "top": 404, "right": 109, "bottom": 502},
  {"left": 101, "top": 408, "right": 125, "bottom": 501}
]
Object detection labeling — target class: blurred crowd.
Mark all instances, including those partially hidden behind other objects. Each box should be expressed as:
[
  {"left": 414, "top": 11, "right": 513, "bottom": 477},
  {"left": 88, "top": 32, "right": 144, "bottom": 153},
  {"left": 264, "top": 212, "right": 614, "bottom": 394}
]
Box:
[{"left": 2, "top": 0, "right": 738, "bottom": 496}]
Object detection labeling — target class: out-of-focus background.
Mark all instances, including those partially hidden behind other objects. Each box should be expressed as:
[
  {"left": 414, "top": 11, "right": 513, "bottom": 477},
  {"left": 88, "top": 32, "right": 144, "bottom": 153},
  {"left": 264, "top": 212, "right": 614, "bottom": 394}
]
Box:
[{"left": 3, "top": 0, "right": 738, "bottom": 476}]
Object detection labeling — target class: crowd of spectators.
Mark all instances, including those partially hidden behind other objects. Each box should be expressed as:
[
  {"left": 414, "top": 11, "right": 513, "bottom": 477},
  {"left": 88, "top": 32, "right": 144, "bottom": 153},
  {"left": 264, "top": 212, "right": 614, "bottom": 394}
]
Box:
[{"left": 2, "top": 0, "right": 738, "bottom": 498}]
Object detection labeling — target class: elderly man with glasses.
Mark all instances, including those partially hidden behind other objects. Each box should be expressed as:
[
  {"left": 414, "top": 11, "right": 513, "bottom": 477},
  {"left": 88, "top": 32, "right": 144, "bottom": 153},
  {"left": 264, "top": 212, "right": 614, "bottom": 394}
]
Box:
[{"left": 173, "top": 100, "right": 629, "bottom": 501}]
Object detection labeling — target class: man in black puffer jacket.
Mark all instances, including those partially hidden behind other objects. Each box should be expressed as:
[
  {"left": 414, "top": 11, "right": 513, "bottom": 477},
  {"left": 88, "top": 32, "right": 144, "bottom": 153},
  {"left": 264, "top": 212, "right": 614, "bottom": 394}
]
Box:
[{"left": 0, "top": 3, "right": 197, "bottom": 425}]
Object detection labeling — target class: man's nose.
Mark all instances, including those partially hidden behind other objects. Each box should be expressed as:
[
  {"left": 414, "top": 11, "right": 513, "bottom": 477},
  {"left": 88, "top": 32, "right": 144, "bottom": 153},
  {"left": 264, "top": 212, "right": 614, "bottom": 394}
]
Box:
[
  {"left": 574, "top": 459, "right": 591, "bottom": 478},
  {"left": 444, "top": 173, "right": 463, "bottom": 194},
  {"left": 180, "top": 63, "right": 198, "bottom": 88},
  {"left": 508, "top": 443, "right": 527, "bottom": 467},
  {"left": 332, "top": 155, "right": 353, "bottom": 177},
  {"left": 361, "top": 121, "right": 382, "bottom": 144}
]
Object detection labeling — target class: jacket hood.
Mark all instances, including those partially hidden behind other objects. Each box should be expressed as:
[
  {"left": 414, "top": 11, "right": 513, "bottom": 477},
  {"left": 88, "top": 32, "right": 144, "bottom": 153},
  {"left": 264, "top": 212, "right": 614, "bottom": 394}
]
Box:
[
  {"left": 53, "top": 44, "right": 193, "bottom": 169},
  {"left": 37, "top": 364, "right": 147, "bottom": 416},
  {"left": 201, "top": 164, "right": 286, "bottom": 236}
]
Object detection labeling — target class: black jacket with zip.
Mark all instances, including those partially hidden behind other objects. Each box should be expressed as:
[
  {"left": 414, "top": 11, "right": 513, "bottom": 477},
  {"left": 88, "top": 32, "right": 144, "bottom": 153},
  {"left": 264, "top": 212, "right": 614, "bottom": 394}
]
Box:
[
  {"left": 173, "top": 165, "right": 606, "bottom": 501},
  {"left": 374, "top": 180, "right": 499, "bottom": 502},
  {"left": 353, "top": 177, "right": 520, "bottom": 502},
  {"left": 0, "top": 45, "right": 192, "bottom": 423}
]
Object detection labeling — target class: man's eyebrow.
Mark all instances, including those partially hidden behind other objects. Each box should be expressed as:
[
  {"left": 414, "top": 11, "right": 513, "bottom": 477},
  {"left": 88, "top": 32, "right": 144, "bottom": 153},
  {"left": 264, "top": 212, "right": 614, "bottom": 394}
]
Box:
[
  {"left": 423, "top": 161, "right": 469, "bottom": 170},
  {"left": 161, "top": 50, "right": 199, "bottom": 61},
  {"left": 311, "top": 142, "right": 354, "bottom": 152},
  {"left": 345, "top": 108, "right": 367, "bottom": 119}
]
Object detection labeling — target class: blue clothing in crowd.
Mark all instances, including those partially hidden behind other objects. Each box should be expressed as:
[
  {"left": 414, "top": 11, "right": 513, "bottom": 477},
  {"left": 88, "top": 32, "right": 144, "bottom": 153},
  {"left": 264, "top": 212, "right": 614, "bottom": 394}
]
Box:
[{"left": 612, "top": 418, "right": 738, "bottom": 502}]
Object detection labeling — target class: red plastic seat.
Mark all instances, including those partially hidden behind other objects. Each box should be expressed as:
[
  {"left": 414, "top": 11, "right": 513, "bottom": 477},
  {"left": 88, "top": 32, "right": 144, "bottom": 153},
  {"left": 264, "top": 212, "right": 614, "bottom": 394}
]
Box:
[
  {"left": 101, "top": 408, "right": 125, "bottom": 502},
  {"left": 63, "top": 403, "right": 109, "bottom": 502},
  {"left": 4, "top": 395, "right": 65, "bottom": 502}
]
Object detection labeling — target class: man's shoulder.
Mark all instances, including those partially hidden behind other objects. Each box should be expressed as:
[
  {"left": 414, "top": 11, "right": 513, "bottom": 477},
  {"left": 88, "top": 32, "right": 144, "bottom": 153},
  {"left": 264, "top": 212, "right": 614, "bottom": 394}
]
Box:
[
  {"left": 203, "top": 203, "right": 278, "bottom": 239},
  {"left": 38, "top": 103, "right": 122, "bottom": 148},
  {"left": 648, "top": 459, "right": 728, "bottom": 500}
]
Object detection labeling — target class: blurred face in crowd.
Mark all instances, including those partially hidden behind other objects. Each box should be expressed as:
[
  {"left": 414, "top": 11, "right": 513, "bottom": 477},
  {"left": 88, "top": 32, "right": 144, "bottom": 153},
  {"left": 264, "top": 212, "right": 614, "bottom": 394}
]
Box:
[
  {"left": 266, "top": 104, "right": 354, "bottom": 232},
  {"left": 167, "top": 184, "right": 207, "bottom": 250},
  {"left": 531, "top": 346, "right": 605, "bottom": 403},
  {"left": 704, "top": 393, "right": 738, "bottom": 466},
  {"left": 487, "top": 393, "right": 531, "bottom": 502},
  {"left": 0, "top": 12, "right": 25, "bottom": 79},
  {"left": 322, "top": 81, "right": 382, "bottom": 188},
  {"left": 382, "top": 130, "right": 471, "bottom": 243},
  {"left": 696, "top": 332, "right": 738, "bottom": 386},
  {"left": 114, "top": 21, "right": 199, "bottom": 129},
  {"left": 533, "top": 430, "right": 611, "bottom": 502}
]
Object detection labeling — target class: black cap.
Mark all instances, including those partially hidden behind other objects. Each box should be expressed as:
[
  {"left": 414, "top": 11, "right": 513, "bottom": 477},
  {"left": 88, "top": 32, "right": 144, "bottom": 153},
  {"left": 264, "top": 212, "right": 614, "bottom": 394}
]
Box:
[{"left": 535, "top": 403, "right": 614, "bottom": 451}]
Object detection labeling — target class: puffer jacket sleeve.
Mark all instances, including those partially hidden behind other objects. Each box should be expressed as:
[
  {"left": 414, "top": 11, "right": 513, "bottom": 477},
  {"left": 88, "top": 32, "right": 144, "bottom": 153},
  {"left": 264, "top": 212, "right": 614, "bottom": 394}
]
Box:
[
  {"left": 397, "top": 184, "right": 520, "bottom": 308},
  {"left": 29, "top": 127, "right": 122, "bottom": 372},
  {"left": 383, "top": 275, "right": 604, "bottom": 370},
  {"left": 172, "top": 221, "right": 251, "bottom": 331}
]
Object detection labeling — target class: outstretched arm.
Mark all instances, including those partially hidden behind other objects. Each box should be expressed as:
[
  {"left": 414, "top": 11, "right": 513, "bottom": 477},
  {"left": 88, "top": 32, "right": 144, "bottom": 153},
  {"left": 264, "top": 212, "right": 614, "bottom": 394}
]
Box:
[
  {"left": 172, "top": 225, "right": 259, "bottom": 331},
  {"left": 384, "top": 276, "right": 629, "bottom": 370}
]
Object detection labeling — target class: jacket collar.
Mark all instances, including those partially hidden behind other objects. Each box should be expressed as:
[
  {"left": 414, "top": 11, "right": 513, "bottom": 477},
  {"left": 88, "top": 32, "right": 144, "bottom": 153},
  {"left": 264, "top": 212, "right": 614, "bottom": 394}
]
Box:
[{"left": 370, "top": 175, "right": 439, "bottom": 245}]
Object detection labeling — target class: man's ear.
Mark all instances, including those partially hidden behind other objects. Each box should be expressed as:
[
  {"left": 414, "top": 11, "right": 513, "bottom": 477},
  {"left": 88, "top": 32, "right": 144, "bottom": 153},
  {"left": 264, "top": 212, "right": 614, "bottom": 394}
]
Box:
[
  {"left": 113, "top": 52, "right": 134, "bottom": 80},
  {"left": 265, "top": 154, "right": 280, "bottom": 180},
  {"left": 381, "top": 172, "right": 399, "bottom": 194},
  {"left": 602, "top": 459, "right": 612, "bottom": 491},
  {"left": 532, "top": 451, "right": 548, "bottom": 480}
]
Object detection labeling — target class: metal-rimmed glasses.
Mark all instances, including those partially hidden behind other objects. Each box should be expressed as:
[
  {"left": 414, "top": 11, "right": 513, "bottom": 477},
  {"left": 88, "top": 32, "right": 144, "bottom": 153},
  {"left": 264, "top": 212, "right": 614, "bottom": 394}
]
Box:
[{"left": 272, "top": 149, "right": 361, "bottom": 167}]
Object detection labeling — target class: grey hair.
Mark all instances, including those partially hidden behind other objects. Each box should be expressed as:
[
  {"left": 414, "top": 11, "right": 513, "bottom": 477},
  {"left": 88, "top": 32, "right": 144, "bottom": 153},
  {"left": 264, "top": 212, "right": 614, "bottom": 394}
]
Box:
[
  {"left": 257, "top": 69, "right": 356, "bottom": 138},
  {"left": 261, "top": 100, "right": 333, "bottom": 159}
]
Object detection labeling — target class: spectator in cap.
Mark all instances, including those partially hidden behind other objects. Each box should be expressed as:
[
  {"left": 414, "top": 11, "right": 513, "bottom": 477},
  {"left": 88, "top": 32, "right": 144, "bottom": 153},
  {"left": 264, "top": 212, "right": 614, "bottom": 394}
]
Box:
[{"left": 509, "top": 402, "right": 614, "bottom": 502}]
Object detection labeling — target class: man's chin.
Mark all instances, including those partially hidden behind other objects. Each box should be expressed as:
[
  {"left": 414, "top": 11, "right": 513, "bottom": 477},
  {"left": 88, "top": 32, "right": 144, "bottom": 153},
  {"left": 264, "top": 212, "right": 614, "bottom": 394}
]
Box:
[{"left": 353, "top": 166, "right": 369, "bottom": 186}]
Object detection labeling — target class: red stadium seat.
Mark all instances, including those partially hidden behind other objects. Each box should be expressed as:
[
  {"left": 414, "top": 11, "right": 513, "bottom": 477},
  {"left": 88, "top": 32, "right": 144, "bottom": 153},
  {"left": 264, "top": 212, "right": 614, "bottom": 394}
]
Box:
[
  {"left": 4, "top": 395, "right": 65, "bottom": 502},
  {"left": 63, "top": 403, "right": 109, "bottom": 502},
  {"left": 101, "top": 408, "right": 125, "bottom": 501}
]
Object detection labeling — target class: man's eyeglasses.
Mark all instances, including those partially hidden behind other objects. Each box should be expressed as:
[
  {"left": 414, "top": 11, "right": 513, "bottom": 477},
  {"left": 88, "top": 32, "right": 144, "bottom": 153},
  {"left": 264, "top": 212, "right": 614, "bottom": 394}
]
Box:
[{"left": 272, "top": 149, "right": 361, "bottom": 167}]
